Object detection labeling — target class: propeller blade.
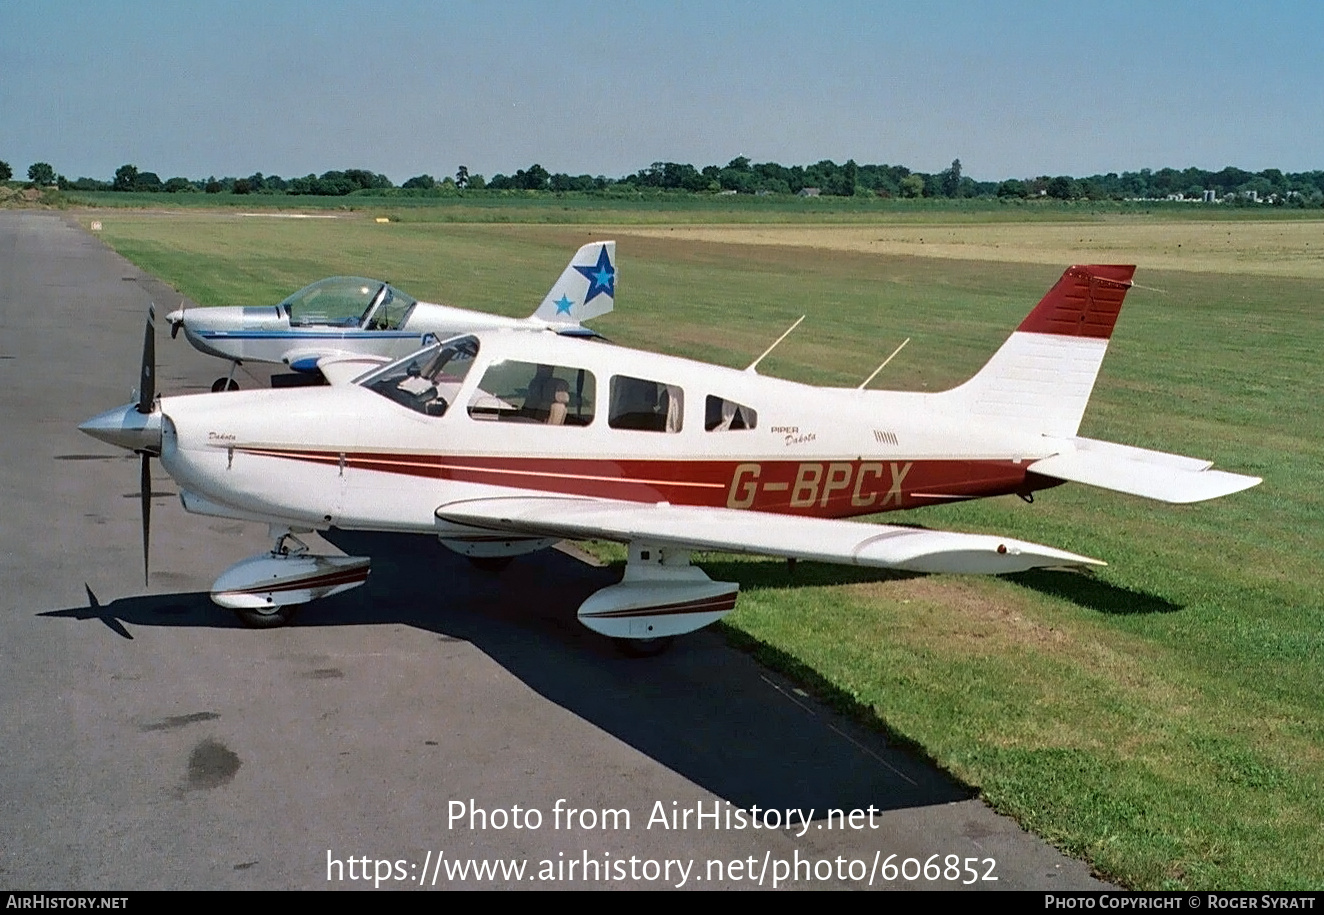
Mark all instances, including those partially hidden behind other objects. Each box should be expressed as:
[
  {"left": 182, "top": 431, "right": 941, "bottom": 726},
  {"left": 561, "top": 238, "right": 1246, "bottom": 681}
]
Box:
[
  {"left": 138, "top": 304, "right": 156, "bottom": 415},
  {"left": 140, "top": 453, "right": 151, "bottom": 585}
]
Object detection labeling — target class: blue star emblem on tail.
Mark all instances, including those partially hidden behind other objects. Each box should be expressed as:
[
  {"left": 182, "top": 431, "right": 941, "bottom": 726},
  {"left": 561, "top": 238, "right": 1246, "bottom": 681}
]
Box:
[
  {"left": 574, "top": 245, "right": 615, "bottom": 303},
  {"left": 554, "top": 295, "right": 574, "bottom": 315}
]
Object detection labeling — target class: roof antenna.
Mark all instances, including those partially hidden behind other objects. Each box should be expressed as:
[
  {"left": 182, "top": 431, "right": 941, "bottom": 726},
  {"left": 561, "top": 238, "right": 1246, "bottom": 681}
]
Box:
[
  {"left": 745, "top": 315, "right": 805, "bottom": 374},
  {"left": 857, "top": 338, "right": 910, "bottom": 390}
]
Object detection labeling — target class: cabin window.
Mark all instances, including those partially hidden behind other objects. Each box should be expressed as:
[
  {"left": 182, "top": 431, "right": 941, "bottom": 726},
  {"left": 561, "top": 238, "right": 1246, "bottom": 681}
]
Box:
[
  {"left": 467, "top": 360, "right": 596, "bottom": 426},
  {"left": 608, "top": 376, "right": 683, "bottom": 433},
  {"left": 361, "top": 335, "right": 478, "bottom": 417},
  {"left": 364, "top": 285, "right": 416, "bottom": 330},
  {"left": 705, "top": 395, "right": 757, "bottom": 431},
  {"left": 281, "top": 277, "right": 415, "bottom": 327}
]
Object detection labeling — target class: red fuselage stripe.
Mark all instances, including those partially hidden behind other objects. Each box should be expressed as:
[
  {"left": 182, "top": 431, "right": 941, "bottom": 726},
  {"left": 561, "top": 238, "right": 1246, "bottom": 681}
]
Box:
[
  {"left": 234, "top": 448, "right": 1051, "bottom": 520},
  {"left": 218, "top": 565, "right": 369, "bottom": 596},
  {"left": 581, "top": 594, "right": 740, "bottom": 619}
]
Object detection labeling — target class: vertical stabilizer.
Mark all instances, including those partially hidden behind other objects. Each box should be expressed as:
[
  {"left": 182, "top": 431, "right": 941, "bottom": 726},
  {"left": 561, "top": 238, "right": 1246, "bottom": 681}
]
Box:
[
  {"left": 944, "top": 265, "right": 1135, "bottom": 437},
  {"left": 531, "top": 241, "right": 616, "bottom": 325}
]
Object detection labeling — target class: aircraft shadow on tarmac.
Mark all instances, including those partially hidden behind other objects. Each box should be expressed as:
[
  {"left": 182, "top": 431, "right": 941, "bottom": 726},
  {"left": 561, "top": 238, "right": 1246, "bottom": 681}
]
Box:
[
  {"left": 38, "top": 528, "right": 1175, "bottom": 815},
  {"left": 37, "top": 530, "right": 973, "bottom": 814}
]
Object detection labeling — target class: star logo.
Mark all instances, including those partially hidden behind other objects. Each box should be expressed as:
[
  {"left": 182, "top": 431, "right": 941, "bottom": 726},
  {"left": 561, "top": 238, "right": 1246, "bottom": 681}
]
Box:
[
  {"left": 574, "top": 245, "right": 615, "bottom": 303},
  {"left": 554, "top": 295, "right": 574, "bottom": 315}
]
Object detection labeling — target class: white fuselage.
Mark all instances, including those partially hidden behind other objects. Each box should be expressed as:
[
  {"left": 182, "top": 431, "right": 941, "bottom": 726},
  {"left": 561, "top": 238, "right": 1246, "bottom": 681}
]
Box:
[
  {"left": 178, "top": 301, "right": 562, "bottom": 371},
  {"left": 159, "top": 329, "right": 1056, "bottom": 538}
]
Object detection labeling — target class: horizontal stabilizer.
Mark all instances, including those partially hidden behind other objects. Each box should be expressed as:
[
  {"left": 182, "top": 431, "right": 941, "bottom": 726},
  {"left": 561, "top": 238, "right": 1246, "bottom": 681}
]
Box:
[
  {"left": 1029, "top": 437, "right": 1261, "bottom": 503},
  {"left": 436, "top": 496, "right": 1104, "bottom": 575}
]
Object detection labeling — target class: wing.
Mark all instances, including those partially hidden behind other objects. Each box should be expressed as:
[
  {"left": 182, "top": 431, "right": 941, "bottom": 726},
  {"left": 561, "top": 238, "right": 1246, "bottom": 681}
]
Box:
[
  {"left": 435, "top": 496, "right": 1104, "bottom": 574},
  {"left": 316, "top": 353, "right": 392, "bottom": 385}
]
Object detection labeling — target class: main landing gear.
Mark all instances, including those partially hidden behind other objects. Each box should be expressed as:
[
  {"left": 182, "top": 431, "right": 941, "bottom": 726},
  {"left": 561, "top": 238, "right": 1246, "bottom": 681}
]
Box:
[
  {"left": 576, "top": 543, "right": 739, "bottom": 658},
  {"left": 211, "top": 361, "right": 240, "bottom": 392}
]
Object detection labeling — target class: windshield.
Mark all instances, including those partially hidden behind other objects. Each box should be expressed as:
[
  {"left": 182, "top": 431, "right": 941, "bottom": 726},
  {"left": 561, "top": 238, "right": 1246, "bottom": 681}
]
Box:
[
  {"left": 360, "top": 336, "right": 479, "bottom": 417},
  {"left": 280, "top": 277, "right": 416, "bottom": 328}
]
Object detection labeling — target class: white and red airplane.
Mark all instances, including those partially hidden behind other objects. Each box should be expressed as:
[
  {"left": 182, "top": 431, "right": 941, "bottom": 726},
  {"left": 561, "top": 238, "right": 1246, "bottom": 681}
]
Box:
[
  {"left": 80, "top": 262, "right": 1259, "bottom": 653},
  {"left": 164, "top": 241, "right": 617, "bottom": 391}
]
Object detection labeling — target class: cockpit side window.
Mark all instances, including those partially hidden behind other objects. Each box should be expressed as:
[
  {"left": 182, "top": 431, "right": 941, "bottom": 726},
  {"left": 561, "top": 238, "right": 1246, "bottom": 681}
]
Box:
[
  {"left": 361, "top": 336, "right": 479, "bottom": 417},
  {"left": 467, "top": 360, "right": 596, "bottom": 427},
  {"left": 705, "top": 395, "right": 757, "bottom": 431},
  {"left": 609, "top": 376, "right": 684, "bottom": 433},
  {"left": 363, "top": 285, "right": 418, "bottom": 331}
]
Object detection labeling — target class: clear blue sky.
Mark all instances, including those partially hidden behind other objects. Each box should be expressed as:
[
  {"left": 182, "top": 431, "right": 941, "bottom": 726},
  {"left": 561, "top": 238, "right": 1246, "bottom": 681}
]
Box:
[{"left": 3, "top": 1, "right": 1321, "bottom": 184}]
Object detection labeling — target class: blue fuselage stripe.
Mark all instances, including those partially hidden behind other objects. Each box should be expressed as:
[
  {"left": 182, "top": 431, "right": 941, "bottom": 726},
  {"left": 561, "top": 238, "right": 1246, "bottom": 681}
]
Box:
[{"left": 199, "top": 331, "right": 421, "bottom": 340}]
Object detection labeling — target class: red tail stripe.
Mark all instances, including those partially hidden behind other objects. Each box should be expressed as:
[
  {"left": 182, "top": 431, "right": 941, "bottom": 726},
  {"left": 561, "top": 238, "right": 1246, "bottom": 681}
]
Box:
[{"left": 1016, "top": 265, "right": 1135, "bottom": 340}]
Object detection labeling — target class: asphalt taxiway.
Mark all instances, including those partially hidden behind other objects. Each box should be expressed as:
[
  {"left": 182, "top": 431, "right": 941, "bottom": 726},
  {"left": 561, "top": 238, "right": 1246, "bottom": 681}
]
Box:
[{"left": 0, "top": 210, "right": 1108, "bottom": 889}]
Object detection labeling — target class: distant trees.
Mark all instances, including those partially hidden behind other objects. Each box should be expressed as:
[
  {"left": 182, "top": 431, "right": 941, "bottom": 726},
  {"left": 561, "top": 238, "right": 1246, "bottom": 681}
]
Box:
[
  {"left": 997, "top": 178, "right": 1028, "bottom": 198},
  {"left": 515, "top": 164, "right": 550, "bottom": 190},
  {"left": 24, "top": 154, "right": 1323, "bottom": 206},
  {"left": 113, "top": 164, "right": 139, "bottom": 191},
  {"left": 939, "top": 159, "right": 962, "bottom": 198},
  {"left": 108, "top": 164, "right": 165, "bottom": 192},
  {"left": 28, "top": 162, "right": 56, "bottom": 185},
  {"left": 285, "top": 169, "right": 393, "bottom": 195},
  {"left": 0, "top": 161, "right": 12, "bottom": 182}
]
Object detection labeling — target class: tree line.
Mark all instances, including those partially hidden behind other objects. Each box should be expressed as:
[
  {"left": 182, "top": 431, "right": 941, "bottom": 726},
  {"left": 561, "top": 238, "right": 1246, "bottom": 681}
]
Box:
[{"left": 4, "top": 157, "right": 1324, "bottom": 206}]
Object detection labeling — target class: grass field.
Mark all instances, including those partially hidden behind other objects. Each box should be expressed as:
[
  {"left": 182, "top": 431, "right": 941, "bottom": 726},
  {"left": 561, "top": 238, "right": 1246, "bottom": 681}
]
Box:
[{"left": 84, "top": 206, "right": 1323, "bottom": 889}]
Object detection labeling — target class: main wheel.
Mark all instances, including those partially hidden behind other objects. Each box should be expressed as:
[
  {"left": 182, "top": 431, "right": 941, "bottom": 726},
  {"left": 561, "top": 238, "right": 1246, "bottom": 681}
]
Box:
[
  {"left": 212, "top": 377, "right": 240, "bottom": 392},
  {"left": 233, "top": 603, "right": 302, "bottom": 629},
  {"left": 613, "top": 636, "right": 675, "bottom": 658}
]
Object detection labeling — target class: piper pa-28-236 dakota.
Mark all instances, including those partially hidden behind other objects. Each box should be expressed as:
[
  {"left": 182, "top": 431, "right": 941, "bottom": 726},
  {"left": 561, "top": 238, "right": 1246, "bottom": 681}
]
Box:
[
  {"left": 165, "top": 241, "right": 617, "bottom": 391},
  {"left": 81, "top": 261, "right": 1260, "bottom": 654}
]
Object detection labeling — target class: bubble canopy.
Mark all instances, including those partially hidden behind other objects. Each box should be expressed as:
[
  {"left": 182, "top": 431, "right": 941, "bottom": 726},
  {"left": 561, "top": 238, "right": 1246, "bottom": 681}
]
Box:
[{"left": 279, "top": 277, "right": 418, "bottom": 330}]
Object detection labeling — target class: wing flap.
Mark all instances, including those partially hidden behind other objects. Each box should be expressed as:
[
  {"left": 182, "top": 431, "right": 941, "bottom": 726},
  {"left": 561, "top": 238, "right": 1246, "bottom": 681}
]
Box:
[
  {"left": 435, "top": 496, "right": 1104, "bottom": 575},
  {"left": 1030, "top": 438, "right": 1261, "bottom": 503}
]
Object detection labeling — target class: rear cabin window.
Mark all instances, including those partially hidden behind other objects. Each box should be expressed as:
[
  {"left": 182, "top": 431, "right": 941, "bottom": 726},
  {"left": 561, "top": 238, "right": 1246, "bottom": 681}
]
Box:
[
  {"left": 608, "top": 376, "right": 683, "bottom": 433},
  {"left": 705, "top": 395, "right": 757, "bottom": 431},
  {"left": 466, "top": 360, "right": 596, "bottom": 426}
]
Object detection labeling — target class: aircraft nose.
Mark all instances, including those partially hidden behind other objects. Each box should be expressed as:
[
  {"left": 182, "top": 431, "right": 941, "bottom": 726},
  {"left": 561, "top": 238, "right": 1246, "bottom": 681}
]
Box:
[{"left": 79, "top": 403, "right": 164, "bottom": 455}]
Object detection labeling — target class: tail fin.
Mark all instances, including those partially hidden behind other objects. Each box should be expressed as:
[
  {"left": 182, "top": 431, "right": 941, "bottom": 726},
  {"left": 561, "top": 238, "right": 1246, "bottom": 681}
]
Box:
[
  {"left": 946, "top": 265, "right": 1135, "bottom": 438},
  {"left": 531, "top": 241, "right": 616, "bottom": 326}
]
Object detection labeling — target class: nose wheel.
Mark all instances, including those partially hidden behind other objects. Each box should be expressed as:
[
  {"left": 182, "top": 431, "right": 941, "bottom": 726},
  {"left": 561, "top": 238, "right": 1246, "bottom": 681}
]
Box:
[{"left": 234, "top": 603, "right": 303, "bottom": 629}]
